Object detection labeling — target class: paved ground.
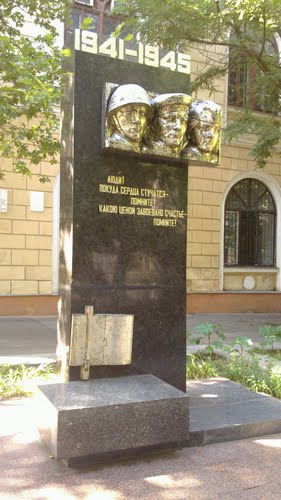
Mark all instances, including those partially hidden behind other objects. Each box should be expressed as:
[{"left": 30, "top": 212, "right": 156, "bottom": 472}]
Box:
[
  {"left": 0, "top": 313, "right": 280, "bottom": 364},
  {"left": 1, "top": 314, "right": 281, "bottom": 497},
  {"left": 0, "top": 316, "right": 57, "bottom": 364},
  {"left": 1, "top": 396, "right": 281, "bottom": 499},
  {"left": 187, "top": 313, "right": 281, "bottom": 344}
]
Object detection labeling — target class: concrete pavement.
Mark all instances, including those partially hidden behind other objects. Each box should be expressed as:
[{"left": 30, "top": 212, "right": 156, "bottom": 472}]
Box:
[
  {"left": 0, "top": 316, "right": 57, "bottom": 365},
  {"left": 1, "top": 396, "right": 281, "bottom": 499},
  {"left": 0, "top": 313, "right": 281, "bottom": 364},
  {"left": 187, "top": 313, "right": 281, "bottom": 344},
  {"left": 1, "top": 314, "right": 281, "bottom": 497}
]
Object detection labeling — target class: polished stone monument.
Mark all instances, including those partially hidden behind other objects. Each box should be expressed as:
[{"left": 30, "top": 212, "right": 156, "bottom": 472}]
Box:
[{"left": 38, "top": 32, "right": 192, "bottom": 465}]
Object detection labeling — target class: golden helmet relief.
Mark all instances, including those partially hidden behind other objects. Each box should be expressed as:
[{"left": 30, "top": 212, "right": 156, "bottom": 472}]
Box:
[
  {"left": 182, "top": 100, "right": 222, "bottom": 164},
  {"left": 103, "top": 83, "right": 222, "bottom": 164}
]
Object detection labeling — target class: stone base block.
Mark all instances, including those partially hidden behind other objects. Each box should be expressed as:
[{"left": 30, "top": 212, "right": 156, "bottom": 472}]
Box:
[{"left": 37, "top": 374, "right": 189, "bottom": 464}]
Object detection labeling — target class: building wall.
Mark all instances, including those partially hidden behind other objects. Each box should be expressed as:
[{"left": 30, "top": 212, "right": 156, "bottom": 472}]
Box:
[
  {"left": 0, "top": 155, "right": 59, "bottom": 299},
  {"left": 186, "top": 45, "right": 281, "bottom": 311},
  {"left": 187, "top": 147, "right": 281, "bottom": 293}
]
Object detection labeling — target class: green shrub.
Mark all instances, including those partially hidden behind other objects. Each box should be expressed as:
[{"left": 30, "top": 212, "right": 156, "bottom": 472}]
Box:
[
  {"left": 186, "top": 353, "right": 281, "bottom": 399},
  {"left": 186, "top": 322, "right": 225, "bottom": 355},
  {"left": 186, "top": 353, "right": 219, "bottom": 379},
  {"left": 229, "top": 336, "right": 253, "bottom": 356},
  {"left": 0, "top": 363, "right": 56, "bottom": 400},
  {"left": 259, "top": 324, "right": 281, "bottom": 350}
]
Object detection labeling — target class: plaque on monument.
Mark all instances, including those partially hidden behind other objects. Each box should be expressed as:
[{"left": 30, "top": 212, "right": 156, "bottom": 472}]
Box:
[{"left": 69, "top": 306, "right": 134, "bottom": 379}]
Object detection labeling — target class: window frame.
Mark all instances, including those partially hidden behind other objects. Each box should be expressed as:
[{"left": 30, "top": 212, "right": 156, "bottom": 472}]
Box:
[
  {"left": 227, "top": 38, "right": 279, "bottom": 113},
  {"left": 224, "top": 178, "right": 277, "bottom": 267}
]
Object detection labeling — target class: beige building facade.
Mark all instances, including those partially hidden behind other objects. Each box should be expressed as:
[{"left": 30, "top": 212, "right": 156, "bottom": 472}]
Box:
[
  {"left": 0, "top": 154, "right": 59, "bottom": 314},
  {"left": 187, "top": 44, "right": 281, "bottom": 313},
  {"left": 0, "top": 28, "right": 280, "bottom": 315}
]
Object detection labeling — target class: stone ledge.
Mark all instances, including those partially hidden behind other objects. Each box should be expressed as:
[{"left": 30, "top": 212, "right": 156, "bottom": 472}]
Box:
[
  {"left": 37, "top": 374, "right": 189, "bottom": 463},
  {"left": 186, "top": 377, "right": 281, "bottom": 446}
]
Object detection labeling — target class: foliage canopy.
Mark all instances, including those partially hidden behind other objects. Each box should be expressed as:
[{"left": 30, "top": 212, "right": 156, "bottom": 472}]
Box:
[
  {"left": 114, "top": 0, "right": 281, "bottom": 168},
  {"left": 0, "top": 0, "right": 70, "bottom": 181}
]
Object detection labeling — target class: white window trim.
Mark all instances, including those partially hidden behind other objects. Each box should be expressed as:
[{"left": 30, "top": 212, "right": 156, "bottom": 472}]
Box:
[{"left": 220, "top": 170, "right": 281, "bottom": 291}]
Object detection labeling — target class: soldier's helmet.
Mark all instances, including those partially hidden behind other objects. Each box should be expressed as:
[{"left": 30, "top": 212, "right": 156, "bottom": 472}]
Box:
[
  {"left": 152, "top": 93, "right": 192, "bottom": 115},
  {"left": 189, "top": 100, "right": 222, "bottom": 127},
  {"left": 107, "top": 84, "right": 152, "bottom": 115}
]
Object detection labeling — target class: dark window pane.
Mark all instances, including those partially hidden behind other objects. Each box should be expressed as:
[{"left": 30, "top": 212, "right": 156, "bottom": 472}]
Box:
[
  {"left": 257, "top": 213, "right": 275, "bottom": 265},
  {"left": 69, "top": 8, "right": 98, "bottom": 32},
  {"left": 239, "top": 211, "right": 256, "bottom": 265},
  {"left": 224, "top": 211, "right": 238, "bottom": 265},
  {"left": 103, "top": 15, "right": 131, "bottom": 37},
  {"left": 103, "top": 16, "right": 118, "bottom": 36}
]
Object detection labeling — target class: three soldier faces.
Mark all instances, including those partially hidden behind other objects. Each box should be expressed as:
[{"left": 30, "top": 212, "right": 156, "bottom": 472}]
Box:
[{"left": 106, "top": 84, "right": 222, "bottom": 163}]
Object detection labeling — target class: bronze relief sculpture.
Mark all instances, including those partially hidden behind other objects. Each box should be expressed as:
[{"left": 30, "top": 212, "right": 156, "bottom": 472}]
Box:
[
  {"left": 106, "top": 84, "right": 152, "bottom": 153},
  {"left": 104, "top": 84, "right": 222, "bottom": 165},
  {"left": 182, "top": 100, "right": 222, "bottom": 164},
  {"left": 146, "top": 93, "right": 192, "bottom": 159}
]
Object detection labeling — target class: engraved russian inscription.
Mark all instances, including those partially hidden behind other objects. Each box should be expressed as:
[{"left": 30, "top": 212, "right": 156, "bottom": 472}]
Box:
[{"left": 97, "top": 175, "right": 186, "bottom": 228}]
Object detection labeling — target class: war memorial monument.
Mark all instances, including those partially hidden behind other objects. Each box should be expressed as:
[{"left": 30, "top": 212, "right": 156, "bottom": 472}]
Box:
[{"left": 37, "top": 29, "right": 222, "bottom": 465}]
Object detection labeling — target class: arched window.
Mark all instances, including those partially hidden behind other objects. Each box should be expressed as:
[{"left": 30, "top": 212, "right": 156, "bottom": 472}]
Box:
[{"left": 224, "top": 179, "right": 276, "bottom": 266}]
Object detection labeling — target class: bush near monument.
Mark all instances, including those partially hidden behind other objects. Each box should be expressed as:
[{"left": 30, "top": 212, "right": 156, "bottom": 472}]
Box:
[
  {"left": 0, "top": 363, "right": 56, "bottom": 400},
  {"left": 187, "top": 322, "right": 281, "bottom": 399}
]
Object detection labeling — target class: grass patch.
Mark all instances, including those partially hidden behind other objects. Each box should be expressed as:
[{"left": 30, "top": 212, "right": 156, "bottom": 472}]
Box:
[
  {"left": 249, "top": 347, "right": 281, "bottom": 360},
  {"left": 186, "top": 353, "right": 219, "bottom": 379},
  {"left": 186, "top": 353, "right": 281, "bottom": 399},
  {"left": 0, "top": 363, "right": 57, "bottom": 400}
]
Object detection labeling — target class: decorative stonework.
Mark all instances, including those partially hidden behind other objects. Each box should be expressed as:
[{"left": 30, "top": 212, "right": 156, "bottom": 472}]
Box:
[{"left": 243, "top": 275, "right": 256, "bottom": 290}]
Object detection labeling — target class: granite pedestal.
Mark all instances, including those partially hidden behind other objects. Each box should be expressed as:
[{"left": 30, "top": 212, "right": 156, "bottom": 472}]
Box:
[{"left": 38, "top": 374, "right": 189, "bottom": 465}]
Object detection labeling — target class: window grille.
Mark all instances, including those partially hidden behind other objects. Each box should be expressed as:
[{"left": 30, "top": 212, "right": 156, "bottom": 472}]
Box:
[{"left": 224, "top": 179, "right": 276, "bottom": 266}]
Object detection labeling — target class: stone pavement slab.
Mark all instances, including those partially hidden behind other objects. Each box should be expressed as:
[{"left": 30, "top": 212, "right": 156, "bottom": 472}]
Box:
[
  {"left": 187, "top": 313, "right": 281, "bottom": 344},
  {"left": 1, "top": 397, "right": 281, "bottom": 499},
  {"left": 188, "top": 377, "right": 281, "bottom": 446},
  {"left": 0, "top": 313, "right": 280, "bottom": 364},
  {"left": 0, "top": 316, "right": 56, "bottom": 364}
]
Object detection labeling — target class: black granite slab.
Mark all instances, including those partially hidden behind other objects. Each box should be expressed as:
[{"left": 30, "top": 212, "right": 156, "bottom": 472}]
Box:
[
  {"left": 187, "top": 378, "right": 281, "bottom": 446},
  {"left": 37, "top": 375, "right": 189, "bottom": 462},
  {"left": 59, "top": 49, "right": 189, "bottom": 391}
]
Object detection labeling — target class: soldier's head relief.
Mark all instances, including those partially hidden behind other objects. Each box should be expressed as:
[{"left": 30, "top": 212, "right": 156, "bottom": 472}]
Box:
[
  {"left": 107, "top": 84, "right": 152, "bottom": 152},
  {"left": 149, "top": 94, "right": 192, "bottom": 157},
  {"left": 184, "top": 100, "right": 222, "bottom": 163}
]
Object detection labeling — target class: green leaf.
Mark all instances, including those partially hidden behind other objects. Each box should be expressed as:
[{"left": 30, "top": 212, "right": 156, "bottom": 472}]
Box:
[
  {"left": 191, "top": 338, "right": 202, "bottom": 345},
  {"left": 62, "top": 48, "right": 72, "bottom": 58},
  {"left": 212, "top": 341, "right": 225, "bottom": 350},
  {"left": 234, "top": 336, "right": 254, "bottom": 347},
  {"left": 80, "top": 17, "right": 94, "bottom": 30},
  {"left": 113, "top": 22, "right": 124, "bottom": 37},
  {"left": 195, "top": 322, "right": 215, "bottom": 336}
]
